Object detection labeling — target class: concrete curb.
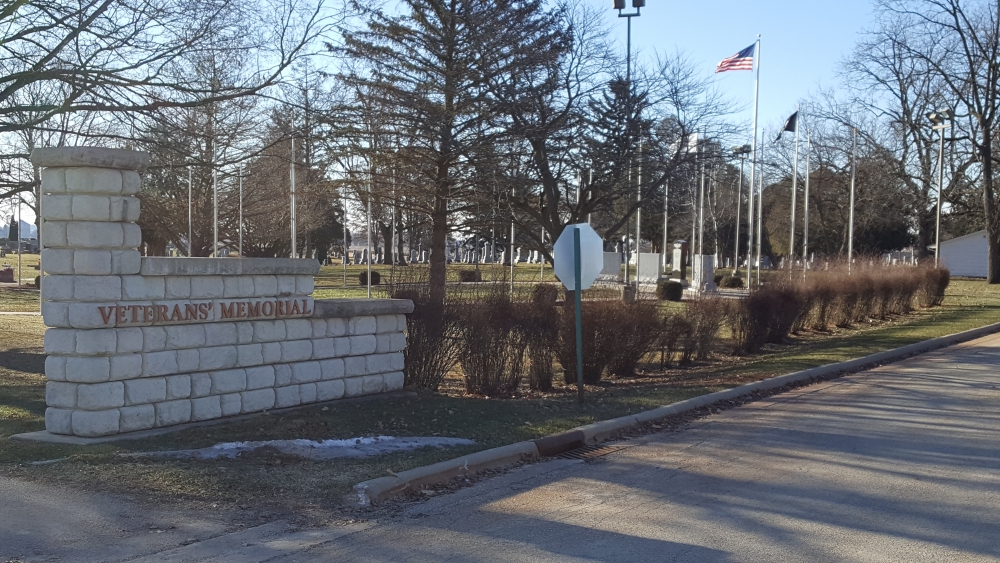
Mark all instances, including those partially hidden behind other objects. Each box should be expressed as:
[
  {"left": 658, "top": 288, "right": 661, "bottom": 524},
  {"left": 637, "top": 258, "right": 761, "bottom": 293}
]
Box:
[{"left": 354, "top": 321, "right": 1000, "bottom": 505}]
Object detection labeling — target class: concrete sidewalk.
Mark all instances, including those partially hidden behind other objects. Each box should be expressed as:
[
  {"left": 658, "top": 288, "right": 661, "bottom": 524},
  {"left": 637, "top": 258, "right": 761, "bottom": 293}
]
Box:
[{"left": 5, "top": 332, "right": 1000, "bottom": 562}]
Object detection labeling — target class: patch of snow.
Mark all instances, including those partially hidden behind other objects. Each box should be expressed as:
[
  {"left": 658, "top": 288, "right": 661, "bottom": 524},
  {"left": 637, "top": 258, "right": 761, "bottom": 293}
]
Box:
[{"left": 134, "top": 436, "right": 476, "bottom": 461}]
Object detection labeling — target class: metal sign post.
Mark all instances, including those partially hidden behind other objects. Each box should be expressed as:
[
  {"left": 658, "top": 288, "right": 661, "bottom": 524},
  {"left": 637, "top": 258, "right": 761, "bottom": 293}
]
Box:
[{"left": 574, "top": 227, "right": 584, "bottom": 404}]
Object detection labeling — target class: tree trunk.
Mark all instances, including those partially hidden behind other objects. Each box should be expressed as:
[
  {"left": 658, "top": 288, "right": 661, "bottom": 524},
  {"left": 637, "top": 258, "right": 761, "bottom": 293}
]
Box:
[
  {"left": 983, "top": 129, "right": 999, "bottom": 283},
  {"left": 429, "top": 191, "right": 449, "bottom": 306}
]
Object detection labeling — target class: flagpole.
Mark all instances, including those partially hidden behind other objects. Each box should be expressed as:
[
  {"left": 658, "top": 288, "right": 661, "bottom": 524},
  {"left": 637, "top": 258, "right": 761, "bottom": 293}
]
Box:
[
  {"left": 748, "top": 35, "right": 761, "bottom": 284},
  {"left": 848, "top": 127, "right": 857, "bottom": 275},
  {"left": 734, "top": 154, "right": 744, "bottom": 276},
  {"left": 746, "top": 163, "right": 754, "bottom": 277},
  {"left": 789, "top": 105, "right": 799, "bottom": 273},
  {"left": 662, "top": 178, "right": 669, "bottom": 271},
  {"left": 756, "top": 171, "right": 763, "bottom": 284},
  {"left": 635, "top": 140, "right": 642, "bottom": 289},
  {"left": 802, "top": 132, "right": 811, "bottom": 281}
]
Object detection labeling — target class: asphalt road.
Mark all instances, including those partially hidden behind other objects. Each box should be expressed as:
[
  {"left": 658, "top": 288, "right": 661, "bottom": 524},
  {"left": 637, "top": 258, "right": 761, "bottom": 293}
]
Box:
[{"left": 4, "top": 332, "right": 1000, "bottom": 562}]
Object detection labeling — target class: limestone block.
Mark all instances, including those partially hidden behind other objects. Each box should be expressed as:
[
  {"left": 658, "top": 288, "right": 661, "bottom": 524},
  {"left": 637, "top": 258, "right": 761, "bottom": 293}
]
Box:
[
  {"left": 111, "top": 250, "right": 141, "bottom": 275},
  {"left": 116, "top": 327, "right": 143, "bottom": 353},
  {"left": 280, "top": 340, "right": 312, "bottom": 363},
  {"left": 44, "top": 328, "right": 76, "bottom": 354},
  {"left": 348, "top": 316, "right": 376, "bottom": 335},
  {"left": 276, "top": 275, "right": 296, "bottom": 296},
  {"left": 176, "top": 348, "right": 200, "bottom": 372},
  {"left": 165, "top": 324, "right": 206, "bottom": 349},
  {"left": 46, "top": 381, "right": 78, "bottom": 408},
  {"left": 361, "top": 374, "right": 385, "bottom": 395},
  {"left": 245, "top": 365, "right": 275, "bottom": 390},
  {"left": 155, "top": 400, "right": 191, "bottom": 426},
  {"left": 344, "top": 356, "right": 367, "bottom": 377},
  {"left": 389, "top": 351, "right": 404, "bottom": 371},
  {"left": 311, "top": 319, "right": 327, "bottom": 339},
  {"left": 375, "top": 334, "right": 393, "bottom": 354},
  {"left": 199, "top": 346, "right": 237, "bottom": 371},
  {"left": 123, "top": 224, "right": 142, "bottom": 249},
  {"left": 74, "top": 275, "right": 121, "bottom": 301},
  {"left": 319, "top": 358, "right": 345, "bottom": 380},
  {"left": 389, "top": 333, "right": 407, "bottom": 353},
  {"left": 121, "top": 170, "right": 141, "bottom": 195},
  {"left": 316, "top": 379, "right": 345, "bottom": 402},
  {"left": 122, "top": 276, "right": 165, "bottom": 300},
  {"left": 143, "top": 350, "right": 178, "bottom": 377},
  {"left": 77, "top": 381, "right": 125, "bottom": 410},
  {"left": 291, "top": 361, "right": 321, "bottom": 384},
  {"left": 299, "top": 383, "right": 317, "bottom": 404},
  {"left": 112, "top": 196, "right": 141, "bottom": 222},
  {"left": 235, "top": 322, "right": 253, "bottom": 344},
  {"left": 349, "top": 335, "right": 377, "bottom": 356},
  {"left": 76, "top": 328, "right": 117, "bottom": 355},
  {"left": 252, "top": 275, "right": 278, "bottom": 296},
  {"left": 274, "top": 385, "right": 301, "bottom": 408},
  {"left": 274, "top": 364, "right": 293, "bottom": 387},
  {"left": 223, "top": 276, "right": 255, "bottom": 298},
  {"left": 66, "top": 222, "right": 124, "bottom": 248},
  {"left": 66, "top": 167, "right": 123, "bottom": 194},
  {"left": 72, "top": 409, "right": 121, "bottom": 437},
  {"left": 332, "top": 337, "right": 351, "bottom": 357},
  {"left": 285, "top": 319, "right": 312, "bottom": 340},
  {"left": 240, "top": 389, "right": 275, "bottom": 413},
  {"left": 41, "top": 249, "right": 74, "bottom": 275},
  {"left": 68, "top": 302, "right": 112, "bottom": 328},
  {"left": 45, "top": 408, "right": 74, "bottom": 435},
  {"left": 312, "top": 338, "right": 336, "bottom": 359},
  {"left": 141, "top": 326, "right": 167, "bottom": 351},
  {"left": 42, "top": 302, "right": 70, "bottom": 327},
  {"left": 191, "top": 396, "right": 222, "bottom": 421},
  {"left": 40, "top": 167, "right": 67, "bottom": 194},
  {"left": 124, "top": 378, "right": 166, "bottom": 405},
  {"left": 220, "top": 393, "right": 241, "bottom": 416},
  {"left": 326, "top": 318, "right": 347, "bottom": 337},
  {"left": 384, "top": 371, "right": 405, "bottom": 392},
  {"left": 119, "top": 404, "right": 155, "bottom": 432},
  {"left": 395, "top": 314, "right": 408, "bottom": 331},
  {"left": 43, "top": 275, "right": 73, "bottom": 301},
  {"left": 190, "top": 373, "right": 212, "bottom": 397},
  {"left": 166, "top": 374, "right": 191, "bottom": 400},
  {"left": 375, "top": 315, "right": 398, "bottom": 334},
  {"left": 191, "top": 276, "right": 224, "bottom": 299},
  {"left": 261, "top": 342, "right": 281, "bottom": 364},
  {"left": 344, "top": 376, "right": 364, "bottom": 397},
  {"left": 210, "top": 368, "right": 247, "bottom": 394},
  {"left": 41, "top": 195, "right": 72, "bottom": 220},
  {"left": 236, "top": 344, "right": 263, "bottom": 367},
  {"left": 110, "top": 354, "right": 142, "bottom": 380},
  {"left": 45, "top": 356, "right": 67, "bottom": 381},
  {"left": 296, "top": 276, "right": 314, "bottom": 295},
  {"left": 65, "top": 356, "right": 111, "bottom": 383},
  {"left": 252, "top": 320, "right": 285, "bottom": 343},
  {"left": 366, "top": 353, "right": 395, "bottom": 375},
  {"left": 73, "top": 251, "right": 113, "bottom": 276},
  {"left": 204, "top": 322, "right": 238, "bottom": 347},
  {"left": 42, "top": 221, "right": 69, "bottom": 247},
  {"left": 164, "top": 276, "right": 191, "bottom": 299},
  {"left": 71, "top": 195, "right": 111, "bottom": 221}
]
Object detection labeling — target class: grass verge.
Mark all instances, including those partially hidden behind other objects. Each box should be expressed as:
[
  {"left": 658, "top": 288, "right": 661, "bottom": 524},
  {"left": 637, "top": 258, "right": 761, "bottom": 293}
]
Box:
[{"left": 0, "top": 279, "right": 997, "bottom": 518}]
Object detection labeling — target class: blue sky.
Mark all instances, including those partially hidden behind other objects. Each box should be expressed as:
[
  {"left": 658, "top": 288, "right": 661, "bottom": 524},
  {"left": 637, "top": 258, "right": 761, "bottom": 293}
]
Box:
[{"left": 586, "top": 0, "right": 877, "bottom": 140}]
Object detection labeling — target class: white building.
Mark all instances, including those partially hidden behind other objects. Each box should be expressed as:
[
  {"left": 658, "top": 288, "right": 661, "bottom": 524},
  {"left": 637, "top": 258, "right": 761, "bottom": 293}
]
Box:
[{"left": 939, "top": 230, "right": 988, "bottom": 278}]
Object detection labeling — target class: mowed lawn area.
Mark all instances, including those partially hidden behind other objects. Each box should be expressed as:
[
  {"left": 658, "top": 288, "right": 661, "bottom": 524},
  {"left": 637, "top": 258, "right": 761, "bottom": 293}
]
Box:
[{"left": 0, "top": 277, "right": 998, "bottom": 519}]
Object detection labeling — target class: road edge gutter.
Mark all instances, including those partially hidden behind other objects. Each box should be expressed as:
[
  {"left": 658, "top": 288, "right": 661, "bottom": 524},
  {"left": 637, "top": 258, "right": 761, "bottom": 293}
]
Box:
[{"left": 354, "top": 321, "right": 1000, "bottom": 505}]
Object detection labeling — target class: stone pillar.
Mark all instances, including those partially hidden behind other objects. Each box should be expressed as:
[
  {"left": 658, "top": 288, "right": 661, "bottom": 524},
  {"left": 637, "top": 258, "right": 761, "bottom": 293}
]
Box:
[
  {"left": 671, "top": 240, "right": 688, "bottom": 283},
  {"left": 32, "top": 147, "right": 148, "bottom": 437}
]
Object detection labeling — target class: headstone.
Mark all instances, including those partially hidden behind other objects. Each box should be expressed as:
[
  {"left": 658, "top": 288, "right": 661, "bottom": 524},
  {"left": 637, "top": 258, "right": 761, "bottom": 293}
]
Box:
[
  {"left": 691, "top": 254, "right": 716, "bottom": 293},
  {"left": 420, "top": 251, "right": 427, "bottom": 263},
  {"left": 598, "top": 252, "right": 624, "bottom": 282},
  {"left": 671, "top": 240, "right": 688, "bottom": 281},
  {"left": 499, "top": 250, "right": 506, "bottom": 265},
  {"left": 637, "top": 253, "right": 662, "bottom": 283}
]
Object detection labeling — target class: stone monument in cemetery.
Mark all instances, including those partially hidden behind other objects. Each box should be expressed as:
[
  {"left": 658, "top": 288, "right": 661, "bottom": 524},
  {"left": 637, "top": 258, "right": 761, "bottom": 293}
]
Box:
[
  {"left": 671, "top": 240, "right": 688, "bottom": 285},
  {"left": 32, "top": 147, "right": 411, "bottom": 438}
]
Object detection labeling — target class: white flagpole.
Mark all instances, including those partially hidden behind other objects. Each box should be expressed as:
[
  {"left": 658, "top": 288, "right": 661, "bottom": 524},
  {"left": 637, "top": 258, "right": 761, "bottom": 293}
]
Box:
[
  {"left": 803, "top": 132, "right": 811, "bottom": 281},
  {"left": 187, "top": 167, "right": 193, "bottom": 256},
  {"left": 755, "top": 171, "right": 763, "bottom": 284},
  {"left": 734, "top": 156, "right": 744, "bottom": 276},
  {"left": 789, "top": 106, "right": 799, "bottom": 271},
  {"left": 662, "top": 178, "right": 669, "bottom": 270},
  {"left": 746, "top": 164, "right": 754, "bottom": 277},
  {"left": 290, "top": 138, "right": 297, "bottom": 259},
  {"left": 635, "top": 140, "right": 642, "bottom": 288},
  {"left": 238, "top": 164, "right": 244, "bottom": 257},
  {"left": 848, "top": 127, "right": 857, "bottom": 275},
  {"left": 213, "top": 148, "right": 218, "bottom": 257},
  {"left": 748, "top": 35, "right": 761, "bottom": 284}
]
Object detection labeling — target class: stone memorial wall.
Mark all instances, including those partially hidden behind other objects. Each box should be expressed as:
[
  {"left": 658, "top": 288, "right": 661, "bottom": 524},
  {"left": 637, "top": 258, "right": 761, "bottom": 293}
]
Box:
[{"left": 32, "top": 147, "right": 412, "bottom": 438}]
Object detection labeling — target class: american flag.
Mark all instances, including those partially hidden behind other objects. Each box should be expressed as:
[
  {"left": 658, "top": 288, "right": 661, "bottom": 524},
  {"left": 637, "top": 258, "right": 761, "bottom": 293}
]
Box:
[{"left": 716, "top": 44, "right": 756, "bottom": 73}]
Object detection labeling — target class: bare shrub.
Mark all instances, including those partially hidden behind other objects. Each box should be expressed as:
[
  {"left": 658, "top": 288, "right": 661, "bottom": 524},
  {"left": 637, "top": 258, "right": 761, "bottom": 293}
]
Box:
[
  {"left": 918, "top": 267, "right": 950, "bottom": 307},
  {"left": 658, "top": 313, "right": 691, "bottom": 368},
  {"left": 525, "top": 285, "right": 559, "bottom": 391},
  {"left": 557, "top": 301, "right": 626, "bottom": 384},
  {"left": 390, "top": 287, "right": 460, "bottom": 391},
  {"left": 687, "top": 297, "right": 728, "bottom": 360},
  {"left": 456, "top": 286, "right": 528, "bottom": 397},
  {"left": 607, "top": 301, "right": 662, "bottom": 378}
]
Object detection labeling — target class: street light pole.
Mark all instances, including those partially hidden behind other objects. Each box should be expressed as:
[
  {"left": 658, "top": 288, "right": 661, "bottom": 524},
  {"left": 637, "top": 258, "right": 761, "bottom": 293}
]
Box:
[
  {"left": 732, "top": 145, "right": 751, "bottom": 276},
  {"left": 928, "top": 109, "right": 953, "bottom": 267},
  {"left": 614, "top": 1, "right": 644, "bottom": 87}
]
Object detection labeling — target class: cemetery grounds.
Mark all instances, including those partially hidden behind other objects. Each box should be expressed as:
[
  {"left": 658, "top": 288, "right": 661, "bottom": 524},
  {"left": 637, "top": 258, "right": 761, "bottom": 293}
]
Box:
[{"left": 1, "top": 254, "right": 1000, "bottom": 524}]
